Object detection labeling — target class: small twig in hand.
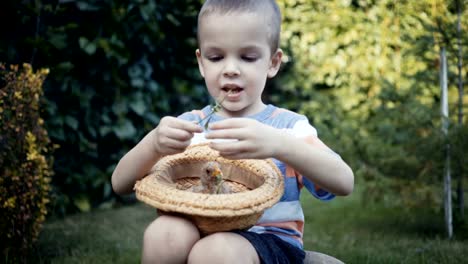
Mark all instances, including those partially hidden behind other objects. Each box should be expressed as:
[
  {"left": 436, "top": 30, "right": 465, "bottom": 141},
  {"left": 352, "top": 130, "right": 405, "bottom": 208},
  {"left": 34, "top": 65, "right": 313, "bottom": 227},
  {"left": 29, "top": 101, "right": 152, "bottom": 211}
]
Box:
[{"left": 198, "top": 90, "right": 232, "bottom": 129}]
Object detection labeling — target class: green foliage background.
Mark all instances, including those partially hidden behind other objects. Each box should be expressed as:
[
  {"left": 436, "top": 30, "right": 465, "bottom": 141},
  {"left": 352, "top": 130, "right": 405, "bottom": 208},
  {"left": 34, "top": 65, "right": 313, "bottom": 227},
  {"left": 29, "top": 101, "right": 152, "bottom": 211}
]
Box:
[
  {"left": 1, "top": 0, "right": 207, "bottom": 214},
  {"left": 0, "top": 0, "right": 466, "bottom": 227},
  {"left": 275, "top": 0, "right": 468, "bottom": 210}
]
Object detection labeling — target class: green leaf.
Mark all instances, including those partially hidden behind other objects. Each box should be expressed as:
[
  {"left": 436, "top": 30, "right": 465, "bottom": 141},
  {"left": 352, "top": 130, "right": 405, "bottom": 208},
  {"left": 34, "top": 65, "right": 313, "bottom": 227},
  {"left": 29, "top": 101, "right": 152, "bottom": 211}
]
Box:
[
  {"left": 99, "top": 126, "right": 112, "bottom": 137},
  {"left": 56, "top": 61, "right": 74, "bottom": 71},
  {"left": 87, "top": 126, "right": 97, "bottom": 139},
  {"left": 112, "top": 101, "right": 128, "bottom": 115},
  {"left": 130, "top": 78, "right": 145, "bottom": 88},
  {"left": 73, "top": 196, "right": 91, "bottom": 212},
  {"left": 166, "top": 13, "right": 181, "bottom": 26},
  {"left": 113, "top": 120, "right": 137, "bottom": 139},
  {"left": 204, "top": 116, "right": 212, "bottom": 130},
  {"left": 48, "top": 34, "right": 67, "bottom": 49},
  {"left": 145, "top": 112, "right": 160, "bottom": 124},
  {"left": 103, "top": 182, "right": 112, "bottom": 198},
  {"left": 147, "top": 81, "right": 159, "bottom": 92},
  {"left": 65, "top": 116, "right": 79, "bottom": 129},
  {"left": 79, "top": 37, "right": 97, "bottom": 55},
  {"left": 130, "top": 100, "right": 146, "bottom": 116},
  {"left": 76, "top": 1, "right": 100, "bottom": 11}
]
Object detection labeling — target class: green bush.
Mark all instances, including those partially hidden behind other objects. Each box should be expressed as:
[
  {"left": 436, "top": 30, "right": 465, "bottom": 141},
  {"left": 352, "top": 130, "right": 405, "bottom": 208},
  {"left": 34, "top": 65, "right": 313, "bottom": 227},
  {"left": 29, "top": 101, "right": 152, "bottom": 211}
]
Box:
[{"left": 0, "top": 63, "right": 54, "bottom": 261}]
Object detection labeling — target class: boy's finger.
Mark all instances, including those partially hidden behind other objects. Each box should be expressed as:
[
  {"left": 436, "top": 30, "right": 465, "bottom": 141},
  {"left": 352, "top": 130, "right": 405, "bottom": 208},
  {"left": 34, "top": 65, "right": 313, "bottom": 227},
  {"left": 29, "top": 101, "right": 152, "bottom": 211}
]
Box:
[
  {"left": 209, "top": 140, "right": 249, "bottom": 153},
  {"left": 208, "top": 118, "right": 249, "bottom": 129},
  {"left": 205, "top": 128, "right": 244, "bottom": 139},
  {"left": 166, "top": 127, "right": 196, "bottom": 141},
  {"left": 175, "top": 119, "right": 203, "bottom": 133},
  {"left": 209, "top": 141, "right": 235, "bottom": 153},
  {"left": 167, "top": 138, "right": 191, "bottom": 150}
]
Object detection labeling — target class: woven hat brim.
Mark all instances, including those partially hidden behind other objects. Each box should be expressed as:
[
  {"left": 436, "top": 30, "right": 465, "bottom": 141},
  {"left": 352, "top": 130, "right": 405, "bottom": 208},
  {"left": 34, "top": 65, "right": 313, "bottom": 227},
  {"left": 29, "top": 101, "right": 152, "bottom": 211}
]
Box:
[{"left": 134, "top": 144, "right": 284, "bottom": 217}]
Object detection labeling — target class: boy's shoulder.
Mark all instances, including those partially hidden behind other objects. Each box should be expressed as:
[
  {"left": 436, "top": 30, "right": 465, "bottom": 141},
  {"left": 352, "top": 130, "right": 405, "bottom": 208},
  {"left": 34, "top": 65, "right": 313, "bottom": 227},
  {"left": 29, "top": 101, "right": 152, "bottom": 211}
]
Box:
[
  {"left": 269, "top": 106, "right": 304, "bottom": 119},
  {"left": 266, "top": 105, "right": 309, "bottom": 125},
  {"left": 265, "top": 105, "right": 318, "bottom": 136}
]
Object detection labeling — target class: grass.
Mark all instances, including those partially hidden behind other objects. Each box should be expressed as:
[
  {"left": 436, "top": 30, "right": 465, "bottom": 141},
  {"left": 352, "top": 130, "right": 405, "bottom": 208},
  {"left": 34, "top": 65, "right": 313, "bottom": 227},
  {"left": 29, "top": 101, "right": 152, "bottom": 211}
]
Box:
[
  {"left": 33, "top": 203, "right": 154, "bottom": 263},
  {"left": 33, "top": 186, "right": 467, "bottom": 263},
  {"left": 301, "top": 187, "right": 467, "bottom": 263}
]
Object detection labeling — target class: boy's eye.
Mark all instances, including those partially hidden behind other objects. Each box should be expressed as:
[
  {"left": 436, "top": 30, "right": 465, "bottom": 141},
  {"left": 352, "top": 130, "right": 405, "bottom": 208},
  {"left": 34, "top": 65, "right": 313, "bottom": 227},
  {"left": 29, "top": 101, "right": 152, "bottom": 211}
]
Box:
[
  {"left": 241, "top": 55, "right": 258, "bottom": 62},
  {"left": 207, "top": 56, "right": 223, "bottom": 62}
]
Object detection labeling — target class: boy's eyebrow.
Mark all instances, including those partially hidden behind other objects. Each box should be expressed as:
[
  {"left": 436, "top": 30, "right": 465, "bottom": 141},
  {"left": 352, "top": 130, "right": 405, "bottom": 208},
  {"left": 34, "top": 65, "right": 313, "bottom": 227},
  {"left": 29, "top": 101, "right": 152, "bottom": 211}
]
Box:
[
  {"left": 239, "top": 45, "right": 263, "bottom": 52},
  {"left": 201, "top": 44, "right": 263, "bottom": 53},
  {"left": 201, "top": 46, "right": 223, "bottom": 52}
]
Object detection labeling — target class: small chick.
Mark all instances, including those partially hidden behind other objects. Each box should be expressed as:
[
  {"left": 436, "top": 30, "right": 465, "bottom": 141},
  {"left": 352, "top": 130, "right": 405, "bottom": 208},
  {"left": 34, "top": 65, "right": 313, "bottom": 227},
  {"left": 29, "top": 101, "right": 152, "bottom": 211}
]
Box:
[{"left": 190, "top": 161, "right": 231, "bottom": 194}]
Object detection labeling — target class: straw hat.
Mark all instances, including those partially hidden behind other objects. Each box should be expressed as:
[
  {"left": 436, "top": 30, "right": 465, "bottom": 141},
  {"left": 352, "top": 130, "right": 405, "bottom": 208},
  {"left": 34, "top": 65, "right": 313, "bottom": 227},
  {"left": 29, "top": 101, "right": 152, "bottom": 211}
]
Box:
[{"left": 134, "top": 143, "right": 284, "bottom": 235}]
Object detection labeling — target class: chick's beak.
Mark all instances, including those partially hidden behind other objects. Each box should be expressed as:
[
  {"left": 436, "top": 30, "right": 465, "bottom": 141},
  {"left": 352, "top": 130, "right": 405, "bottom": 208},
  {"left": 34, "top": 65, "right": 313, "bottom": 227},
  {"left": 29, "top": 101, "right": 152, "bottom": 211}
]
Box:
[{"left": 212, "top": 168, "right": 222, "bottom": 178}]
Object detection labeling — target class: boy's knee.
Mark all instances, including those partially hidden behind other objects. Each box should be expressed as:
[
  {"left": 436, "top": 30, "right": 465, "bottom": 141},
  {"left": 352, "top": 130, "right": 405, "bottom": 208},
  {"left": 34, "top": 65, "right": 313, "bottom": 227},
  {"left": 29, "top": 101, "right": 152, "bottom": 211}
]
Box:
[
  {"left": 189, "top": 233, "right": 228, "bottom": 263},
  {"left": 143, "top": 215, "right": 200, "bottom": 263},
  {"left": 144, "top": 215, "right": 199, "bottom": 247},
  {"left": 188, "top": 232, "right": 259, "bottom": 264}
]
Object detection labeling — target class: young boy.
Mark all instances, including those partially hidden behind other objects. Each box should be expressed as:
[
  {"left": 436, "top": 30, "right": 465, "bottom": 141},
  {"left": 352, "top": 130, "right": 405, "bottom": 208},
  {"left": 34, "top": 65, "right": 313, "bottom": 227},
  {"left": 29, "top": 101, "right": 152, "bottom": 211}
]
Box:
[{"left": 111, "top": 0, "right": 354, "bottom": 263}]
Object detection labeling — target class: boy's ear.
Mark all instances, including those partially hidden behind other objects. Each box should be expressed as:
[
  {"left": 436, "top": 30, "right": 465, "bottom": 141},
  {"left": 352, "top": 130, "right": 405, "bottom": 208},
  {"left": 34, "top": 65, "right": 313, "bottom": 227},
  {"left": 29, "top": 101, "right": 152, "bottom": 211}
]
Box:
[
  {"left": 267, "top": 49, "right": 283, "bottom": 78},
  {"left": 196, "top": 49, "right": 205, "bottom": 78}
]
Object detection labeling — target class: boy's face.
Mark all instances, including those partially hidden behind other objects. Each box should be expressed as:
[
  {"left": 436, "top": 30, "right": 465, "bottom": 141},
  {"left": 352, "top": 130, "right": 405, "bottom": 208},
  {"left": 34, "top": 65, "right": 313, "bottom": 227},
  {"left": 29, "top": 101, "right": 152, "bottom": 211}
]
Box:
[{"left": 196, "top": 12, "right": 282, "bottom": 118}]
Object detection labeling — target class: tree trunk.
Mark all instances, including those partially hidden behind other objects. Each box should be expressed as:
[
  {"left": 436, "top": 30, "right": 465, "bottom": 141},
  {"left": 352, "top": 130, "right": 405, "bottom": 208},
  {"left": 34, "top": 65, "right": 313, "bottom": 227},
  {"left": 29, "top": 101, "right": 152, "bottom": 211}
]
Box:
[
  {"left": 440, "top": 47, "right": 452, "bottom": 239},
  {"left": 455, "top": 0, "right": 464, "bottom": 220}
]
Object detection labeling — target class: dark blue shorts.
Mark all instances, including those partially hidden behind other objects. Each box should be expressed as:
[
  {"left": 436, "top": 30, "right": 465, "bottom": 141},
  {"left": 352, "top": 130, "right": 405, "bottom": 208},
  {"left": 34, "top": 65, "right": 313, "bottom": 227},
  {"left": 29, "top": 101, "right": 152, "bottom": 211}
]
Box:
[{"left": 233, "top": 230, "right": 305, "bottom": 264}]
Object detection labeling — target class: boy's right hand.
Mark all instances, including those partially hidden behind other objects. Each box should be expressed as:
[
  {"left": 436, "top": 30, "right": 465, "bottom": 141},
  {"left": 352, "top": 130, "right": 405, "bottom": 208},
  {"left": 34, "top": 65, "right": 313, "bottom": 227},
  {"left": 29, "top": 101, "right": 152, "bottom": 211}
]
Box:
[{"left": 152, "top": 116, "right": 203, "bottom": 156}]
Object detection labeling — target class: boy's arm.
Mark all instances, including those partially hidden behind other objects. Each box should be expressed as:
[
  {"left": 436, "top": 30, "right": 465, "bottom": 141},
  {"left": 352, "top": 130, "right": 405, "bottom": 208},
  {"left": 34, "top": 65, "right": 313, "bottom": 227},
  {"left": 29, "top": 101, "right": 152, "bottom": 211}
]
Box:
[
  {"left": 274, "top": 134, "right": 354, "bottom": 196},
  {"left": 111, "top": 130, "right": 162, "bottom": 195},
  {"left": 206, "top": 118, "right": 354, "bottom": 196},
  {"left": 111, "top": 117, "right": 202, "bottom": 195}
]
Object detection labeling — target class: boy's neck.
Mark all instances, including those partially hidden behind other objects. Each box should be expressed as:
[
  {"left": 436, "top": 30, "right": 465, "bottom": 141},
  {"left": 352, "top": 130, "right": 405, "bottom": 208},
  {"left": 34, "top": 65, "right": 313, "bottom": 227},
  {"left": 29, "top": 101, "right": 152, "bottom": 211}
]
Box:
[{"left": 216, "top": 102, "right": 268, "bottom": 118}]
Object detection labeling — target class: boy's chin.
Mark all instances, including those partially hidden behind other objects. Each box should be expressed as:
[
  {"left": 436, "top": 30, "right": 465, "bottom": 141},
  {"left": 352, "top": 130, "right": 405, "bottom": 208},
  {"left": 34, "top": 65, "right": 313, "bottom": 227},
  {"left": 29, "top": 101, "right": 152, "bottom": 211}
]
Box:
[
  {"left": 221, "top": 104, "right": 256, "bottom": 117},
  {"left": 222, "top": 102, "right": 245, "bottom": 110}
]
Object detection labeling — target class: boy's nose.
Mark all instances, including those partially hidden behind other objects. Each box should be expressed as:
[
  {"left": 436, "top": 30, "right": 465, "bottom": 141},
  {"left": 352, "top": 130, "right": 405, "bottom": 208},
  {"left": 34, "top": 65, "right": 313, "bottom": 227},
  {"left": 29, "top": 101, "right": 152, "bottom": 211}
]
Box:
[{"left": 223, "top": 59, "right": 240, "bottom": 77}]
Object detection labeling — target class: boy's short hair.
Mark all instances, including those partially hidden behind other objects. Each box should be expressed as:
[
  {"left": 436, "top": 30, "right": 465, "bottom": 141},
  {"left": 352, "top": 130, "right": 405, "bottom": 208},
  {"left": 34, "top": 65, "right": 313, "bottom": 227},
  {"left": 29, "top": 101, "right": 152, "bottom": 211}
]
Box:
[{"left": 197, "top": 0, "right": 281, "bottom": 54}]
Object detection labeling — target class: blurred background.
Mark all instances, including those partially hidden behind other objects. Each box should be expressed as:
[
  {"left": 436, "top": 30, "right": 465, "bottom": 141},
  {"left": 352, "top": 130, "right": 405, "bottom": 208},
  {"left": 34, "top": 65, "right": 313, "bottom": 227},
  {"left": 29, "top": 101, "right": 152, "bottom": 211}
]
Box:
[{"left": 1, "top": 0, "right": 467, "bottom": 263}]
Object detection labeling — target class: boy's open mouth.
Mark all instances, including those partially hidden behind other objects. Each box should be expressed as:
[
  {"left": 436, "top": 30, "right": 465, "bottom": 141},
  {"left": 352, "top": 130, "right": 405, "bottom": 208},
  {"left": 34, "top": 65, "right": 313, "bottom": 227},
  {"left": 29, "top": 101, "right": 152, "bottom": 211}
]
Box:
[{"left": 221, "top": 86, "right": 243, "bottom": 94}]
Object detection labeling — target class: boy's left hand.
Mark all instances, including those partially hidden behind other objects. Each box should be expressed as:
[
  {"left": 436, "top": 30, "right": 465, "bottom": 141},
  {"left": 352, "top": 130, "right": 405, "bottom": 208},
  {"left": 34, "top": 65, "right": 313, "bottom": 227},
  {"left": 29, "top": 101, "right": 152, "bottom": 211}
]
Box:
[{"left": 205, "top": 118, "right": 282, "bottom": 159}]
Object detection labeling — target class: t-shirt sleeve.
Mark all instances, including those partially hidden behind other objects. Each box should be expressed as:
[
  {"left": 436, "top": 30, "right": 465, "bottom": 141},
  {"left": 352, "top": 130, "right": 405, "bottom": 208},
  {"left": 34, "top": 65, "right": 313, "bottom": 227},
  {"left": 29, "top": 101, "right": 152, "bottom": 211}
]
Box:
[
  {"left": 178, "top": 110, "right": 203, "bottom": 122},
  {"left": 290, "top": 118, "right": 337, "bottom": 201}
]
